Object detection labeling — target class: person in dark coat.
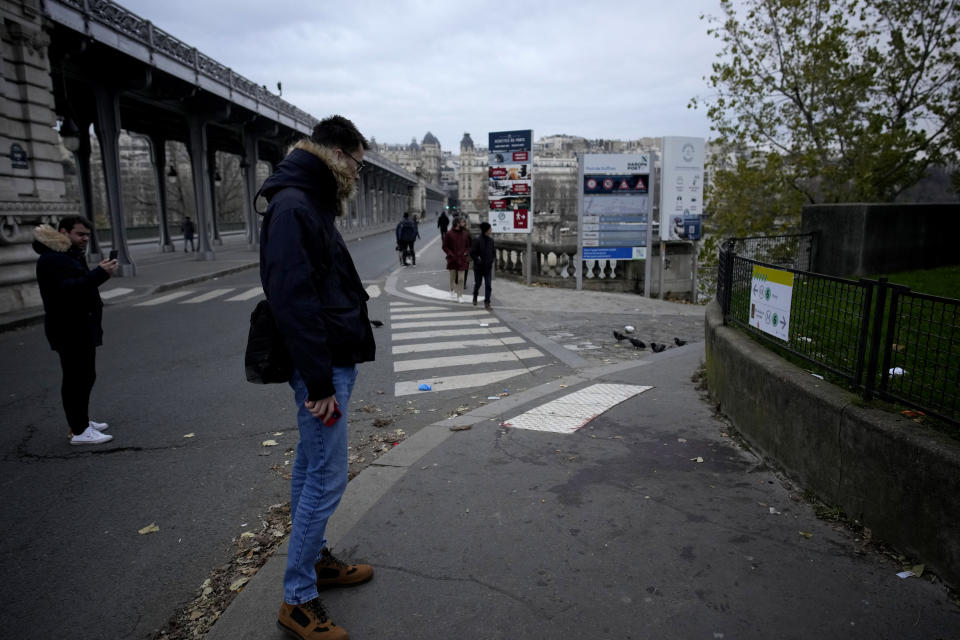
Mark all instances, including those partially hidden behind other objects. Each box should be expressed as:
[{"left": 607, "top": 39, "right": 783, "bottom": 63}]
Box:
[
  {"left": 33, "top": 216, "right": 117, "bottom": 445},
  {"left": 470, "top": 221, "right": 496, "bottom": 309},
  {"left": 258, "top": 115, "right": 374, "bottom": 640},
  {"left": 395, "top": 211, "right": 420, "bottom": 265},
  {"left": 180, "top": 216, "right": 196, "bottom": 252},
  {"left": 437, "top": 210, "right": 449, "bottom": 236},
  {"left": 442, "top": 216, "right": 471, "bottom": 303}
]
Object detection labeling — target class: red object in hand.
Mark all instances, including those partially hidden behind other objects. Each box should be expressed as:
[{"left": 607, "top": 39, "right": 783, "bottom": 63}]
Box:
[{"left": 324, "top": 407, "right": 342, "bottom": 427}]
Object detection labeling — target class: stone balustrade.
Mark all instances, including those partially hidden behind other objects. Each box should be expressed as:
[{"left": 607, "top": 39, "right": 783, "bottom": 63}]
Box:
[{"left": 493, "top": 238, "right": 643, "bottom": 293}]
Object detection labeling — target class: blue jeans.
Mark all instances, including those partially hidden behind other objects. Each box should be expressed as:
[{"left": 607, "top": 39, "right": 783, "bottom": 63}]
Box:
[{"left": 283, "top": 365, "right": 357, "bottom": 605}]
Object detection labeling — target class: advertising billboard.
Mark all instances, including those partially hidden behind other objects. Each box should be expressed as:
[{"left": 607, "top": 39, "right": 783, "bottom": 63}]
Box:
[
  {"left": 660, "top": 136, "right": 705, "bottom": 241},
  {"left": 488, "top": 130, "right": 533, "bottom": 233}
]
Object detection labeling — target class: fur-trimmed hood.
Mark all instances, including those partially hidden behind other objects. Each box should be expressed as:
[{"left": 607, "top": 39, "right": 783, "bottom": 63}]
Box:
[
  {"left": 32, "top": 224, "right": 71, "bottom": 255},
  {"left": 257, "top": 138, "right": 359, "bottom": 217}
]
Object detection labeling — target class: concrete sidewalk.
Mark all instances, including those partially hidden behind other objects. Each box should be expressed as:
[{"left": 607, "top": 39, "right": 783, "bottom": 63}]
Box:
[{"left": 205, "top": 240, "right": 959, "bottom": 640}]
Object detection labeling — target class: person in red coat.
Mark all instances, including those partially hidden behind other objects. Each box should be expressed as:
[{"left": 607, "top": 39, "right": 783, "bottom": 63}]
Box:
[{"left": 442, "top": 216, "right": 472, "bottom": 302}]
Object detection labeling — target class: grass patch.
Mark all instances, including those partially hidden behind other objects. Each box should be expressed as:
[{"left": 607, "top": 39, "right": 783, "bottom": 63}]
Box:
[{"left": 866, "top": 264, "right": 960, "bottom": 300}]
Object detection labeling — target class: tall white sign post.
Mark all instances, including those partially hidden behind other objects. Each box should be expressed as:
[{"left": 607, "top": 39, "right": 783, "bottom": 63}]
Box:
[{"left": 659, "top": 136, "right": 705, "bottom": 299}]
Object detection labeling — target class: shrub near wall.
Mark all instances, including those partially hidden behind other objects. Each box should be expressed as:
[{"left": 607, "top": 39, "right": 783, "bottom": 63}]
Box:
[{"left": 704, "top": 301, "right": 960, "bottom": 588}]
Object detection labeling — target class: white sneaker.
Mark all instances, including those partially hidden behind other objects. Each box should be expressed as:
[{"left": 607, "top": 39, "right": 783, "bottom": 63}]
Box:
[
  {"left": 450, "top": 291, "right": 457, "bottom": 299},
  {"left": 457, "top": 294, "right": 463, "bottom": 303},
  {"left": 89, "top": 420, "right": 109, "bottom": 432},
  {"left": 70, "top": 426, "right": 113, "bottom": 446}
]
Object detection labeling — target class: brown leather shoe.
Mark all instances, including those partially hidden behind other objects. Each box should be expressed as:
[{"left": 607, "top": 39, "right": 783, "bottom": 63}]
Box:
[
  {"left": 277, "top": 598, "right": 348, "bottom": 640},
  {"left": 315, "top": 547, "right": 373, "bottom": 588}
]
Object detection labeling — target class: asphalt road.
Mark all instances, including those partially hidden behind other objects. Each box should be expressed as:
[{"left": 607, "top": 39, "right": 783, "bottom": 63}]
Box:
[{"left": 0, "top": 230, "right": 546, "bottom": 639}]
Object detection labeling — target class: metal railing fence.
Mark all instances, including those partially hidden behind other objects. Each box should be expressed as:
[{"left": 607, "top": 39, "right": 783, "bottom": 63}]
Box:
[{"left": 718, "top": 236, "right": 959, "bottom": 425}]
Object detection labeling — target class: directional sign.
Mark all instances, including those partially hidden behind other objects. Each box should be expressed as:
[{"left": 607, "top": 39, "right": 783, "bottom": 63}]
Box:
[{"left": 749, "top": 265, "right": 794, "bottom": 341}]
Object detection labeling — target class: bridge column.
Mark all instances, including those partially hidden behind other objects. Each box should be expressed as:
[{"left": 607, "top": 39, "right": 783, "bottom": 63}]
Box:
[
  {"left": 207, "top": 147, "right": 222, "bottom": 246},
  {"left": 186, "top": 115, "right": 215, "bottom": 260},
  {"left": 356, "top": 172, "right": 368, "bottom": 227},
  {"left": 147, "top": 134, "right": 175, "bottom": 252},
  {"left": 93, "top": 85, "right": 135, "bottom": 276},
  {"left": 240, "top": 126, "right": 259, "bottom": 248},
  {"left": 61, "top": 118, "right": 101, "bottom": 258}
]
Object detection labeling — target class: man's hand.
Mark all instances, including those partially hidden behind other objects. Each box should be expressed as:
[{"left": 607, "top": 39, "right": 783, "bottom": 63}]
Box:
[
  {"left": 99, "top": 259, "right": 119, "bottom": 277},
  {"left": 305, "top": 395, "right": 338, "bottom": 423}
]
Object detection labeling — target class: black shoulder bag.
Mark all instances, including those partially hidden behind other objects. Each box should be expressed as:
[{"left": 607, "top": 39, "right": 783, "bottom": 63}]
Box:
[{"left": 244, "top": 299, "right": 294, "bottom": 384}]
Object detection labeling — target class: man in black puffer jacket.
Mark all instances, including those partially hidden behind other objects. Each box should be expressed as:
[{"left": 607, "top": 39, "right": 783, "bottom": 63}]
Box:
[
  {"left": 33, "top": 216, "right": 118, "bottom": 446},
  {"left": 258, "top": 115, "right": 374, "bottom": 640}
]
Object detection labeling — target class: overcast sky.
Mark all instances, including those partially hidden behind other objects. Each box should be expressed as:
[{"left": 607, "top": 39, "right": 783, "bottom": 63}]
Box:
[{"left": 116, "top": 0, "right": 721, "bottom": 151}]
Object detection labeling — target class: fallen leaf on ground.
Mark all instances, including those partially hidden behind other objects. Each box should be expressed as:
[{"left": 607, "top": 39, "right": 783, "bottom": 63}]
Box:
[
  {"left": 799, "top": 531, "right": 813, "bottom": 538},
  {"left": 449, "top": 425, "right": 472, "bottom": 432},
  {"left": 261, "top": 440, "right": 278, "bottom": 447},
  {"left": 183, "top": 433, "right": 195, "bottom": 438},
  {"left": 691, "top": 457, "right": 704, "bottom": 463},
  {"left": 139, "top": 522, "right": 160, "bottom": 535},
  {"left": 228, "top": 577, "right": 250, "bottom": 591}
]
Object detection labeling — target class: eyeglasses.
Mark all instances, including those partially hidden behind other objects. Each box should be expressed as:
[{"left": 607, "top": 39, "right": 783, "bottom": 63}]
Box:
[{"left": 343, "top": 151, "right": 365, "bottom": 173}]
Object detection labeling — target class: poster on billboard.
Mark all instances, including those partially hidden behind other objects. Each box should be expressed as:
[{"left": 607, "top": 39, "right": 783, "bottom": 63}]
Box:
[
  {"left": 578, "top": 153, "right": 650, "bottom": 261},
  {"left": 488, "top": 130, "right": 533, "bottom": 233},
  {"left": 659, "top": 136, "right": 705, "bottom": 241}
]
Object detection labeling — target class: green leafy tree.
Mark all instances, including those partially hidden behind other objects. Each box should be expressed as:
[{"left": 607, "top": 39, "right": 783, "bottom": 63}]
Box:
[{"left": 695, "top": 0, "right": 960, "bottom": 235}]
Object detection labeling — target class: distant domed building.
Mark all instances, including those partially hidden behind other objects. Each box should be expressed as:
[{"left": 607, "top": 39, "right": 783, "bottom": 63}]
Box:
[{"left": 377, "top": 132, "right": 442, "bottom": 185}]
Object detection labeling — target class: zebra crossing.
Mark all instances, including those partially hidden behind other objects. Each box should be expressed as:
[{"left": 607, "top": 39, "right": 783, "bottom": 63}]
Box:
[
  {"left": 389, "top": 300, "right": 550, "bottom": 396},
  {"left": 113, "top": 284, "right": 382, "bottom": 306}
]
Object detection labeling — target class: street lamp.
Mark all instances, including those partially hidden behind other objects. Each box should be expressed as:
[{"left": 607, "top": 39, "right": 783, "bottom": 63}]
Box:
[
  {"left": 167, "top": 164, "right": 177, "bottom": 184},
  {"left": 59, "top": 118, "right": 81, "bottom": 153}
]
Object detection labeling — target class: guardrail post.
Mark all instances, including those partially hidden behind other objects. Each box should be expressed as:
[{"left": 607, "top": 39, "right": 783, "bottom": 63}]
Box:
[{"left": 862, "top": 277, "right": 887, "bottom": 401}]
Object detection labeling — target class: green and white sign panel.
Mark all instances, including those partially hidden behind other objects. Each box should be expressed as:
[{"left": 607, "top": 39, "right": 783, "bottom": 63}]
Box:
[{"left": 750, "top": 265, "right": 794, "bottom": 341}]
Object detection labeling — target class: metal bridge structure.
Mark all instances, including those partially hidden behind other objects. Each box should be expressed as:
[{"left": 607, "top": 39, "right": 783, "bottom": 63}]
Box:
[{"left": 1, "top": 0, "right": 445, "bottom": 313}]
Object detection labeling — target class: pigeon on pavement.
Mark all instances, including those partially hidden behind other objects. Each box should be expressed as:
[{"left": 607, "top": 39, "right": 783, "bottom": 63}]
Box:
[
  {"left": 651, "top": 342, "right": 667, "bottom": 353},
  {"left": 674, "top": 337, "right": 687, "bottom": 346},
  {"left": 613, "top": 330, "right": 626, "bottom": 342},
  {"left": 628, "top": 337, "right": 646, "bottom": 350}
]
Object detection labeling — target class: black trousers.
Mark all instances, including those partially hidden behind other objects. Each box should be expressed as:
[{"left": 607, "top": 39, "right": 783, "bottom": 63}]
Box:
[
  {"left": 57, "top": 345, "right": 97, "bottom": 435},
  {"left": 472, "top": 266, "right": 492, "bottom": 303}
]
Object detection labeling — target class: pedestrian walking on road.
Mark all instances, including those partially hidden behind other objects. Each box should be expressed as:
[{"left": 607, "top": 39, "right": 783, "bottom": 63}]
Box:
[
  {"left": 470, "top": 221, "right": 495, "bottom": 309},
  {"left": 258, "top": 115, "right": 375, "bottom": 640},
  {"left": 33, "top": 216, "right": 118, "bottom": 445},
  {"left": 395, "top": 211, "right": 419, "bottom": 265},
  {"left": 437, "top": 209, "right": 449, "bottom": 236},
  {"left": 181, "top": 216, "right": 196, "bottom": 252},
  {"left": 442, "top": 216, "right": 471, "bottom": 303}
]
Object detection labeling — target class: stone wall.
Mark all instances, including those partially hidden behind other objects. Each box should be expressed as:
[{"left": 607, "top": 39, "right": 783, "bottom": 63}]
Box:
[{"left": 801, "top": 203, "right": 960, "bottom": 277}]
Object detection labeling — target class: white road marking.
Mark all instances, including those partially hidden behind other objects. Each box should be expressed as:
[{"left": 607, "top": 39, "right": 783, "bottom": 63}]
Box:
[
  {"left": 365, "top": 284, "right": 381, "bottom": 298},
  {"left": 392, "top": 336, "right": 525, "bottom": 355},
  {"left": 393, "top": 347, "right": 543, "bottom": 372},
  {"left": 405, "top": 284, "right": 467, "bottom": 301},
  {"left": 390, "top": 327, "right": 511, "bottom": 341},
  {"left": 390, "top": 304, "right": 447, "bottom": 311},
  {"left": 391, "top": 310, "right": 490, "bottom": 320},
  {"left": 100, "top": 287, "right": 133, "bottom": 300},
  {"left": 392, "top": 318, "right": 500, "bottom": 329},
  {"left": 135, "top": 290, "right": 194, "bottom": 306},
  {"left": 180, "top": 288, "right": 235, "bottom": 304},
  {"left": 225, "top": 287, "right": 263, "bottom": 301},
  {"left": 503, "top": 384, "right": 653, "bottom": 434},
  {"left": 395, "top": 366, "right": 546, "bottom": 396}
]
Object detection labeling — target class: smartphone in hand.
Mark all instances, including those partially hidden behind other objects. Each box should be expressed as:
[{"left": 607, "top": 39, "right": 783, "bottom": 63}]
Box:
[
  {"left": 323, "top": 407, "right": 342, "bottom": 427},
  {"left": 108, "top": 249, "right": 119, "bottom": 260}
]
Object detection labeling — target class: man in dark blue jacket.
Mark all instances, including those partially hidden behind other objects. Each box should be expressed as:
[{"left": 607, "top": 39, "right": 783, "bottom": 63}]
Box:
[
  {"left": 259, "top": 115, "right": 374, "bottom": 640},
  {"left": 33, "top": 216, "right": 117, "bottom": 445},
  {"left": 395, "top": 211, "right": 419, "bottom": 265},
  {"left": 470, "top": 221, "right": 496, "bottom": 309}
]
